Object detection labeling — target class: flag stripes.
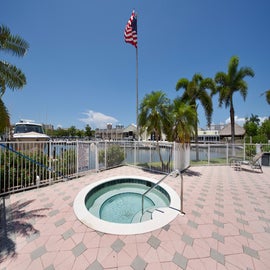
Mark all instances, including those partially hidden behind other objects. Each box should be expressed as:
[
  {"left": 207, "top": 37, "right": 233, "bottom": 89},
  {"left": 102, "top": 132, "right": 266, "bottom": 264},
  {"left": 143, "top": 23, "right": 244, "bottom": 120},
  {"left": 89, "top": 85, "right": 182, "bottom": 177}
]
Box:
[{"left": 124, "top": 11, "right": 137, "bottom": 48}]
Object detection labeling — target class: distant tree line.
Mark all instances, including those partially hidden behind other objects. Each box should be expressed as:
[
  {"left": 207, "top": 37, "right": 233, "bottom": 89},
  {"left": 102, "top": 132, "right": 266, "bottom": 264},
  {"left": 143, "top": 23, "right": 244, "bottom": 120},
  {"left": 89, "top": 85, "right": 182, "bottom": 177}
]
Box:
[{"left": 46, "top": 124, "right": 95, "bottom": 139}]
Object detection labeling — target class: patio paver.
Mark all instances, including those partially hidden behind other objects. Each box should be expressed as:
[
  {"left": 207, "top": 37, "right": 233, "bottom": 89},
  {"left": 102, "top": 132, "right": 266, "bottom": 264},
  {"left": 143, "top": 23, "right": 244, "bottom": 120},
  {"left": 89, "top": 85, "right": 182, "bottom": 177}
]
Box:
[{"left": 0, "top": 165, "right": 270, "bottom": 269}]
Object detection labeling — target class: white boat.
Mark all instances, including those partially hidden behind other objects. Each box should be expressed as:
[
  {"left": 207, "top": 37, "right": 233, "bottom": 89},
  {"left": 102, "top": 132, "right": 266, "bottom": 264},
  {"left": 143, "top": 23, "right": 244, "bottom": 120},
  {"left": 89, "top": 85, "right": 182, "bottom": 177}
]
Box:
[{"left": 12, "top": 119, "right": 50, "bottom": 141}]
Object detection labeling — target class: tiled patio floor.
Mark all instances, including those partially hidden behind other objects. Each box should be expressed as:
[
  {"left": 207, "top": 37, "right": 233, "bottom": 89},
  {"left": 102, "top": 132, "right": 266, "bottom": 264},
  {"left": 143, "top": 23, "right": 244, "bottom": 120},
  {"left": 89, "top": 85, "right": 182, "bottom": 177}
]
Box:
[{"left": 1, "top": 165, "right": 270, "bottom": 270}]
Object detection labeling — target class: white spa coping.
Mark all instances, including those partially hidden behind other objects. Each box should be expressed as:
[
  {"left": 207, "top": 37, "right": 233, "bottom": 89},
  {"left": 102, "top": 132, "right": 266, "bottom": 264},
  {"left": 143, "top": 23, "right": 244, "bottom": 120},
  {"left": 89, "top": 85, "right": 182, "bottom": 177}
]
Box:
[{"left": 73, "top": 175, "right": 181, "bottom": 235}]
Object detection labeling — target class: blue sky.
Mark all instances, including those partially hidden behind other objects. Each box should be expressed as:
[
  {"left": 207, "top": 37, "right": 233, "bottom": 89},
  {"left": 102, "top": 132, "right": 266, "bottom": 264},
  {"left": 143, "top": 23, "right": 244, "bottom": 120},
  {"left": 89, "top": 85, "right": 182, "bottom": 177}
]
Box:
[{"left": 2, "top": 0, "right": 270, "bottom": 130}]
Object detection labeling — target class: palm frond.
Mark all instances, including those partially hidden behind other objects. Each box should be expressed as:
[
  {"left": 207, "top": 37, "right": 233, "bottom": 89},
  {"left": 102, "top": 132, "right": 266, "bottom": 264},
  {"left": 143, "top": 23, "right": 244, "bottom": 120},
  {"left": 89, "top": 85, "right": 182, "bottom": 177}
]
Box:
[
  {"left": 0, "top": 61, "right": 26, "bottom": 90},
  {"left": 0, "top": 25, "right": 29, "bottom": 56},
  {"left": 192, "top": 73, "right": 203, "bottom": 84},
  {"left": 201, "top": 77, "right": 216, "bottom": 92},
  {"left": 199, "top": 90, "right": 213, "bottom": 127},
  {"left": 260, "top": 90, "right": 270, "bottom": 103},
  {"left": 236, "top": 81, "right": 248, "bottom": 100},
  {"left": 215, "top": 72, "right": 227, "bottom": 85},
  {"left": 266, "top": 90, "right": 270, "bottom": 105},
  {"left": 176, "top": 78, "right": 189, "bottom": 91},
  {"left": 0, "top": 78, "right": 6, "bottom": 96},
  {"left": 0, "top": 98, "right": 10, "bottom": 132},
  {"left": 238, "top": 66, "right": 255, "bottom": 79},
  {"left": 138, "top": 90, "right": 170, "bottom": 139},
  {"left": 228, "top": 55, "right": 239, "bottom": 80},
  {"left": 173, "top": 102, "right": 197, "bottom": 143}
]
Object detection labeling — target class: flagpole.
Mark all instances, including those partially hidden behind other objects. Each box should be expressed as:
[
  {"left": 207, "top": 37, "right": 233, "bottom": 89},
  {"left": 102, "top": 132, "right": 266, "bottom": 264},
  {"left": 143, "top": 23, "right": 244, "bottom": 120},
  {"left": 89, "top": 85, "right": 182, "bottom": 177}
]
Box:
[
  {"left": 136, "top": 43, "right": 139, "bottom": 140},
  {"left": 135, "top": 11, "right": 139, "bottom": 141},
  {"left": 124, "top": 10, "right": 138, "bottom": 139}
]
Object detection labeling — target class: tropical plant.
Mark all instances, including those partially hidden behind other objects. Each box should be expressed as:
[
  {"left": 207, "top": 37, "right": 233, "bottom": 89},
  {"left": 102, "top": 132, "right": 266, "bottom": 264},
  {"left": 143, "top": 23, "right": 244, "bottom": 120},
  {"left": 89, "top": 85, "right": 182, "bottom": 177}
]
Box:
[
  {"left": 0, "top": 149, "right": 50, "bottom": 193},
  {"left": 244, "top": 116, "right": 270, "bottom": 144},
  {"left": 244, "top": 121, "right": 258, "bottom": 139},
  {"left": 213, "top": 56, "right": 254, "bottom": 144},
  {"left": 169, "top": 97, "right": 197, "bottom": 143},
  {"left": 67, "top": 126, "right": 77, "bottom": 137},
  {"left": 0, "top": 98, "right": 10, "bottom": 133},
  {"left": 138, "top": 91, "right": 171, "bottom": 170},
  {"left": 261, "top": 89, "right": 270, "bottom": 105},
  {"left": 99, "top": 144, "right": 124, "bottom": 168},
  {"left": 139, "top": 91, "right": 170, "bottom": 140},
  {"left": 60, "top": 148, "right": 77, "bottom": 176},
  {"left": 244, "top": 114, "right": 260, "bottom": 140},
  {"left": 0, "top": 25, "right": 29, "bottom": 132},
  {"left": 85, "top": 124, "right": 94, "bottom": 138},
  {"left": 176, "top": 73, "right": 215, "bottom": 160},
  {"left": 266, "top": 90, "right": 270, "bottom": 105},
  {"left": 260, "top": 118, "right": 270, "bottom": 140},
  {"left": 249, "top": 113, "right": 260, "bottom": 125}
]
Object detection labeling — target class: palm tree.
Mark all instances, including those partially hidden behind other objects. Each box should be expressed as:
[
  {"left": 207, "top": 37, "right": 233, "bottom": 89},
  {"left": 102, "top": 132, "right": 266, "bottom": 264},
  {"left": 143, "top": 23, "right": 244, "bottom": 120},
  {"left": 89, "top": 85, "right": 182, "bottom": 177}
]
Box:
[
  {"left": 176, "top": 73, "right": 215, "bottom": 160},
  {"left": 0, "top": 98, "right": 10, "bottom": 133},
  {"left": 261, "top": 90, "right": 270, "bottom": 105},
  {"left": 170, "top": 97, "right": 197, "bottom": 143},
  {"left": 244, "top": 114, "right": 260, "bottom": 141},
  {"left": 266, "top": 90, "right": 270, "bottom": 105},
  {"left": 249, "top": 113, "right": 260, "bottom": 125},
  {"left": 0, "top": 25, "right": 29, "bottom": 132},
  {"left": 213, "top": 56, "right": 254, "bottom": 144},
  {"left": 138, "top": 90, "right": 171, "bottom": 170}
]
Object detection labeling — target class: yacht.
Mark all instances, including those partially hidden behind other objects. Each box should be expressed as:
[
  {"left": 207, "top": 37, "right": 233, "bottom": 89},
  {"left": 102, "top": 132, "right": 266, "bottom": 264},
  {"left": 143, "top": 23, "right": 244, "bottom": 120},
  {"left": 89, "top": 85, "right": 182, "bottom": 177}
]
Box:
[{"left": 12, "top": 119, "right": 50, "bottom": 141}]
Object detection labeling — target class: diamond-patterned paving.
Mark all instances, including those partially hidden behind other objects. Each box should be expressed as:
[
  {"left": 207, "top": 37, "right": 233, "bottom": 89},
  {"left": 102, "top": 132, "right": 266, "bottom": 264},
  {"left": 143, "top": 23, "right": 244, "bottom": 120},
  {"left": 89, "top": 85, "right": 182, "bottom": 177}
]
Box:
[{"left": 0, "top": 165, "right": 270, "bottom": 269}]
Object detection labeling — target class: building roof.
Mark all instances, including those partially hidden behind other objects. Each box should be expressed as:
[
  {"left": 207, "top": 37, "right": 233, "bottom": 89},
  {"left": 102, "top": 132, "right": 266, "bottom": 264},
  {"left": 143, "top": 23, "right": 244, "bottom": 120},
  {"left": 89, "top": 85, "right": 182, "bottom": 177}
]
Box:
[
  {"left": 219, "top": 123, "right": 245, "bottom": 137},
  {"left": 123, "top": 124, "right": 137, "bottom": 133}
]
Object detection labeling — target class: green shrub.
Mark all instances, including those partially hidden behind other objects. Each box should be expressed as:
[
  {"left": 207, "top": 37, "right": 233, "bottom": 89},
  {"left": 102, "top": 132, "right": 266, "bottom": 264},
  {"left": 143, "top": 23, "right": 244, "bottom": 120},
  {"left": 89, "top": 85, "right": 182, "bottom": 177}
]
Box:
[{"left": 99, "top": 145, "right": 124, "bottom": 168}]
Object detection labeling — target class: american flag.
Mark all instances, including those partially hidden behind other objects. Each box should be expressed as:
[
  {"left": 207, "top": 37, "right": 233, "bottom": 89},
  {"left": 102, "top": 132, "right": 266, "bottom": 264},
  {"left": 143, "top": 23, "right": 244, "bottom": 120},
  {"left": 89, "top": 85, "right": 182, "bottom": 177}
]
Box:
[{"left": 124, "top": 11, "right": 137, "bottom": 48}]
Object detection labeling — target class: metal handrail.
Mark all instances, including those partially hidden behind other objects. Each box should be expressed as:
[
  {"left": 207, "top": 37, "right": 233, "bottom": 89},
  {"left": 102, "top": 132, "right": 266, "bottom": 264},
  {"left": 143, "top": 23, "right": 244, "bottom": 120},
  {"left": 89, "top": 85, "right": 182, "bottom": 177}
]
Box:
[{"left": 141, "top": 169, "right": 180, "bottom": 215}]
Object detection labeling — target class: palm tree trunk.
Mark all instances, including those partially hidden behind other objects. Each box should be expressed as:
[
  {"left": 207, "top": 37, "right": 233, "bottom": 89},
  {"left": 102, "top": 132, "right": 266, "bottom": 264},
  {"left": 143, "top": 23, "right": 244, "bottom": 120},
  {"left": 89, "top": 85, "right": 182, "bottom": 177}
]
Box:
[
  {"left": 230, "top": 100, "right": 235, "bottom": 156},
  {"left": 155, "top": 130, "right": 165, "bottom": 171},
  {"left": 230, "top": 110, "right": 235, "bottom": 144},
  {"left": 195, "top": 121, "right": 199, "bottom": 161},
  {"left": 156, "top": 141, "right": 165, "bottom": 171}
]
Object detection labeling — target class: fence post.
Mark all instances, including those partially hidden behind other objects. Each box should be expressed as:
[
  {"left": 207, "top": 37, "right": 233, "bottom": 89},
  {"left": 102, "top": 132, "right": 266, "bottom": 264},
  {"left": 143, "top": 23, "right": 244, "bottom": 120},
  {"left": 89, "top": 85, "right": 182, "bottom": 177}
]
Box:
[
  {"left": 134, "top": 141, "right": 137, "bottom": 166},
  {"left": 226, "top": 143, "right": 229, "bottom": 164},
  {"left": 76, "top": 140, "right": 79, "bottom": 177},
  {"left": 49, "top": 140, "right": 52, "bottom": 185},
  {"left": 105, "top": 141, "right": 107, "bottom": 169},
  {"left": 244, "top": 141, "right": 246, "bottom": 160},
  {"left": 180, "top": 173, "right": 185, "bottom": 214},
  {"left": 208, "top": 144, "right": 210, "bottom": 165},
  {"left": 173, "top": 142, "right": 176, "bottom": 171},
  {"left": 123, "top": 141, "right": 126, "bottom": 165},
  {"left": 95, "top": 143, "right": 99, "bottom": 172},
  {"left": 149, "top": 141, "right": 152, "bottom": 171}
]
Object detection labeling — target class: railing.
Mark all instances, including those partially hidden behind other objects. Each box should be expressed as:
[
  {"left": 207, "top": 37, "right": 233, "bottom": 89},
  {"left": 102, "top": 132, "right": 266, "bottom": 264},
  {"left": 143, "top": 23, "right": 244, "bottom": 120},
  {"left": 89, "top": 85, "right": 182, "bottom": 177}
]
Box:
[
  {"left": 0, "top": 140, "right": 182, "bottom": 196},
  {"left": 0, "top": 140, "right": 269, "bottom": 196},
  {"left": 141, "top": 169, "right": 186, "bottom": 218},
  {"left": 190, "top": 143, "right": 270, "bottom": 165},
  {"left": 141, "top": 169, "right": 179, "bottom": 215}
]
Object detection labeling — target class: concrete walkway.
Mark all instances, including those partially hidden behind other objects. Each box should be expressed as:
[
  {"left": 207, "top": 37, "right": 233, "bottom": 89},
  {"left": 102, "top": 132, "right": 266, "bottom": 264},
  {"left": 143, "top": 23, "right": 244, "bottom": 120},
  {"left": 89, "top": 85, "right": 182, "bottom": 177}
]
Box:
[{"left": 0, "top": 165, "right": 270, "bottom": 270}]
